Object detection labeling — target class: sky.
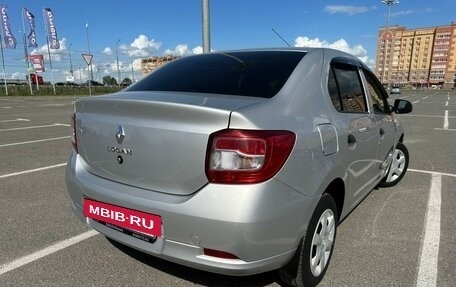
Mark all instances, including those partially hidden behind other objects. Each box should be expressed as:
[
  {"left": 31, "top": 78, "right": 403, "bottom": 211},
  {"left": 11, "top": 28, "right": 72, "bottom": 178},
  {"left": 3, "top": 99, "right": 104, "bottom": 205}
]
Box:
[{"left": 1, "top": 0, "right": 455, "bottom": 84}]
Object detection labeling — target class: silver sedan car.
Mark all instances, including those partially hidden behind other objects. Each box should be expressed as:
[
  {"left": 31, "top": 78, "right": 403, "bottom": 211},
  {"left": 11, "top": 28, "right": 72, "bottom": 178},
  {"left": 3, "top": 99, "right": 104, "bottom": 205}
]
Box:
[{"left": 66, "top": 48, "right": 412, "bottom": 287}]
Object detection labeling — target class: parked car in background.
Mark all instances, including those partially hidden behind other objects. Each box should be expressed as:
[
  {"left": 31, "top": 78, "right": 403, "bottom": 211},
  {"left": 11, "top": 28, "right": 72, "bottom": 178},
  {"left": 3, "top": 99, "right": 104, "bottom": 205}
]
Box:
[
  {"left": 66, "top": 48, "right": 412, "bottom": 287},
  {"left": 391, "top": 86, "right": 401, "bottom": 94},
  {"left": 55, "top": 81, "right": 80, "bottom": 87},
  {"left": 66, "top": 81, "right": 80, "bottom": 87},
  {"left": 85, "top": 80, "right": 104, "bottom": 87}
]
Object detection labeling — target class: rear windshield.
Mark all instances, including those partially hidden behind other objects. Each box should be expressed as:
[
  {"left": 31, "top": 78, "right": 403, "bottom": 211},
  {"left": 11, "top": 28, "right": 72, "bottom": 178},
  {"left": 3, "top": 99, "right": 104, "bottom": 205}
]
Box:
[{"left": 127, "top": 51, "right": 306, "bottom": 98}]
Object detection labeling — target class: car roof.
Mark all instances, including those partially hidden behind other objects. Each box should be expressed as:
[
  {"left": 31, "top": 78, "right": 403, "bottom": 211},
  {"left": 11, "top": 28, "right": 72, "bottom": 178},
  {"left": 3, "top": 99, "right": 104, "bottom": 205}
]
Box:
[
  {"left": 207, "top": 47, "right": 363, "bottom": 65},
  {"left": 214, "top": 47, "right": 349, "bottom": 54}
]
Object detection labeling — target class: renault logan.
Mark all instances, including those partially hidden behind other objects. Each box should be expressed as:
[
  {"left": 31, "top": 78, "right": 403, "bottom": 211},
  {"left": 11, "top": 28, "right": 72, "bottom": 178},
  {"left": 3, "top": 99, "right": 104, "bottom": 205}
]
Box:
[{"left": 66, "top": 48, "right": 412, "bottom": 287}]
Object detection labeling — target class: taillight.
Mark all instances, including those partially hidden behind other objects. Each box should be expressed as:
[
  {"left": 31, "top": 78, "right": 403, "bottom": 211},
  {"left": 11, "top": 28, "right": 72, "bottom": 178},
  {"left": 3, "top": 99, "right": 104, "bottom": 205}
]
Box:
[
  {"left": 206, "top": 129, "right": 296, "bottom": 184},
  {"left": 71, "top": 113, "right": 78, "bottom": 153}
]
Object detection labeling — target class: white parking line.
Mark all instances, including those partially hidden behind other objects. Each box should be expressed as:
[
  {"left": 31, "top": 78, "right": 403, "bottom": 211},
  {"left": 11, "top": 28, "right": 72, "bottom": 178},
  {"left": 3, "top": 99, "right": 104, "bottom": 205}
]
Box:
[
  {"left": 0, "top": 118, "right": 30, "bottom": 123},
  {"left": 413, "top": 100, "right": 420, "bottom": 104},
  {"left": 434, "top": 128, "right": 456, "bottom": 132},
  {"left": 55, "top": 123, "right": 71, "bottom": 127},
  {"left": 0, "top": 123, "right": 64, "bottom": 132},
  {"left": 0, "top": 163, "right": 67, "bottom": 179},
  {"left": 409, "top": 168, "right": 456, "bottom": 178},
  {"left": 446, "top": 101, "right": 449, "bottom": 106},
  {"left": 423, "top": 96, "right": 429, "bottom": 100},
  {"left": 37, "top": 103, "right": 68, "bottom": 107},
  {"left": 0, "top": 136, "right": 71, "bottom": 148},
  {"left": 401, "top": 114, "right": 445, "bottom": 118},
  {"left": 416, "top": 174, "right": 441, "bottom": 287},
  {"left": 444, "top": 111, "right": 449, "bottom": 129},
  {"left": 0, "top": 230, "right": 98, "bottom": 276}
]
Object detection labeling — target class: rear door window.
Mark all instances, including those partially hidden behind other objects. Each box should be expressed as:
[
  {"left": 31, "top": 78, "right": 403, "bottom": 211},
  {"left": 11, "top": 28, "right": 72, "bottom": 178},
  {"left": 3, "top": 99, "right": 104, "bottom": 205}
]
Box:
[{"left": 328, "top": 62, "right": 368, "bottom": 113}]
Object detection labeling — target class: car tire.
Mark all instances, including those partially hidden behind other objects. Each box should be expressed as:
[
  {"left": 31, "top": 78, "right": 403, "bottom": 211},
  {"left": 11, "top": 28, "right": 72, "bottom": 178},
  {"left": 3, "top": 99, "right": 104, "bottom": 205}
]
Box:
[
  {"left": 378, "top": 142, "right": 409, "bottom": 187},
  {"left": 279, "top": 194, "right": 338, "bottom": 287}
]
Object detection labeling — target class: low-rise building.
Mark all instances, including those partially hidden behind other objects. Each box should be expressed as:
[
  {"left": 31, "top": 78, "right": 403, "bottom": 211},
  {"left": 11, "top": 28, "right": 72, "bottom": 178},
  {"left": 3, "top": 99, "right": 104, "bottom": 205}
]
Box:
[{"left": 141, "top": 55, "right": 179, "bottom": 75}]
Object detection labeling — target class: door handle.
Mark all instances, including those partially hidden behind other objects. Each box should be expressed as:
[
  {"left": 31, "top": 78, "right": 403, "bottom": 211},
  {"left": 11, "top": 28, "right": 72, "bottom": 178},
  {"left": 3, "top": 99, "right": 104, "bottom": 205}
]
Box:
[
  {"left": 348, "top": 134, "right": 357, "bottom": 145},
  {"left": 378, "top": 128, "right": 386, "bottom": 144}
]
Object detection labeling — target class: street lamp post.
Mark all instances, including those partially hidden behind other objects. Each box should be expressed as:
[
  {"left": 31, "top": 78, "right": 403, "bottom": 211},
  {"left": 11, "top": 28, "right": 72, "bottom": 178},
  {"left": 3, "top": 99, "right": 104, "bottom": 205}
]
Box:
[
  {"left": 380, "top": 0, "right": 399, "bottom": 89},
  {"left": 130, "top": 56, "right": 135, "bottom": 83},
  {"left": 202, "top": 0, "right": 211, "bottom": 53},
  {"left": 68, "top": 43, "right": 73, "bottom": 78},
  {"left": 85, "top": 21, "right": 93, "bottom": 82},
  {"left": 116, "top": 38, "right": 121, "bottom": 86}
]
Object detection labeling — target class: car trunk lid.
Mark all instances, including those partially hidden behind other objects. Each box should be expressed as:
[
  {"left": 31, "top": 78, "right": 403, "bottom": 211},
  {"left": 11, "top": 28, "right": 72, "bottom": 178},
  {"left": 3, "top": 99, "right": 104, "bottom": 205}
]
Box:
[{"left": 74, "top": 91, "right": 263, "bottom": 195}]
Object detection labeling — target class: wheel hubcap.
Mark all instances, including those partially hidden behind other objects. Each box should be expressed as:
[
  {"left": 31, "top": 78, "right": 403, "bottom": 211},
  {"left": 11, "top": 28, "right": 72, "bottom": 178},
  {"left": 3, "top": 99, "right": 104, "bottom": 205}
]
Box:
[
  {"left": 310, "top": 209, "right": 335, "bottom": 277},
  {"left": 386, "top": 148, "right": 406, "bottom": 183}
]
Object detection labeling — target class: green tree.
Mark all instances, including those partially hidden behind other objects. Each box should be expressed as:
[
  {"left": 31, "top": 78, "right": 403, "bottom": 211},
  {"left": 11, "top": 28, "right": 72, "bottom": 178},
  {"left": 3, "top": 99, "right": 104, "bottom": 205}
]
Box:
[
  {"left": 102, "top": 75, "right": 112, "bottom": 85},
  {"left": 121, "top": 77, "right": 132, "bottom": 86},
  {"left": 102, "top": 75, "right": 118, "bottom": 86}
]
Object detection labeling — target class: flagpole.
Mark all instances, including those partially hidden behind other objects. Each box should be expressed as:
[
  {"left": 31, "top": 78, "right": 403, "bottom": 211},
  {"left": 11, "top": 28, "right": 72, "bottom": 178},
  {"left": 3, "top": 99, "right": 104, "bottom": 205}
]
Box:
[
  {"left": 21, "top": 9, "right": 33, "bottom": 95},
  {"left": 0, "top": 34, "right": 8, "bottom": 95},
  {"left": 42, "top": 8, "right": 56, "bottom": 94},
  {"left": 44, "top": 37, "right": 56, "bottom": 94}
]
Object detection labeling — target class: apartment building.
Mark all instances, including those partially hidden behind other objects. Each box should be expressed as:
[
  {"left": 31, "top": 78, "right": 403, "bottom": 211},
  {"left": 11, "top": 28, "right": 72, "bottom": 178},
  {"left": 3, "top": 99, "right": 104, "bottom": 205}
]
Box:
[{"left": 376, "top": 22, "right": 456, "bottom": 89}]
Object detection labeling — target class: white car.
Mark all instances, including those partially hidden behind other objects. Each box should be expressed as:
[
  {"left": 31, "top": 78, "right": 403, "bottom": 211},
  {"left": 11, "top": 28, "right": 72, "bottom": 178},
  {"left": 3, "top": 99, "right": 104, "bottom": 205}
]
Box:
[{"left": 391, "top": 87, "right": 401, "bottom": 94}]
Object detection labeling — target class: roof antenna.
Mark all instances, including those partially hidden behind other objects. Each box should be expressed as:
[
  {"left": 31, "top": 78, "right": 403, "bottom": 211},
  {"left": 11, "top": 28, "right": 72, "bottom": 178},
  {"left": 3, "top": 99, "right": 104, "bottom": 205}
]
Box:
[{"left": 271, "top": 28, "right": 291, "bottom": 47}]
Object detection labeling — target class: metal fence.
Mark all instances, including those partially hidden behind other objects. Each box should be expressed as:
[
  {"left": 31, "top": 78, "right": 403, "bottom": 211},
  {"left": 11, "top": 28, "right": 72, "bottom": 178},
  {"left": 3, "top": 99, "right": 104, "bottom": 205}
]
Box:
[{"left": 0, "top": 85, "right": 122, "bottom": 96}]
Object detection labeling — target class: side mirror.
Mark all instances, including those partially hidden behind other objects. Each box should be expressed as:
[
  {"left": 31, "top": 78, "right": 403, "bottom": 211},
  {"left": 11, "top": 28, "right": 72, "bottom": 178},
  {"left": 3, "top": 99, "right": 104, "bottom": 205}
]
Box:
[{"left": 393, "top": 99, "right": 412, "bottom": 114}]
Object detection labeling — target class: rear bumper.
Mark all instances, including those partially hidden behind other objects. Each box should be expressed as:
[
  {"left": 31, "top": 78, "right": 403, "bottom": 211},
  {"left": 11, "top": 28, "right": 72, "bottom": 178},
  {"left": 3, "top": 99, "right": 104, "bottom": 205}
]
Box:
[{"left": 65, "top": 152, "right": 319, "bottom": 276}]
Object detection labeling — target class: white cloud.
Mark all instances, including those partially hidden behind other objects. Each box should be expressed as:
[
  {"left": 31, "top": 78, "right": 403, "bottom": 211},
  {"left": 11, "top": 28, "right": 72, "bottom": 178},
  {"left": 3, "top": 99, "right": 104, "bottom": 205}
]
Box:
[
  {"left": 74, "top": 66, "right": 89, "bottom": 83},
  {"left": 30, "top": 37, "right": 69, "bottom": 62},
  {"left": 192, "top": 46, "right": 203, "bottom": 55},
  {"left": 325, "top": 5, "right": 370, "bottom": 16},
  {"left": 391, "top": 10, "right": 414, "bottom": 17},
  {"left": 164, "top": 44, "right": 191, "bottom": 56},
  {"left": 97, "top": 57, "right": 142, "bottom": 83},
  {"left": 99, "top": 36, "right": 161, "bottom": 60},
  {"left": 126, "top": 35, "right": 161, "bottom": 57},
  {"left": 11, "top": 72, "right": 24, "bottom": 79},
  {"left": 294, "top": 37, "right": 327, "bottom": 48},
  {"left": 294, "top": 36, "right": 374, "bottom": 68},
  {"left": 95, "top": 35, "right": 162, "bottom": 82},
  {"left": 390, "top": 8, "right": 432, "bottom": 17},
  {"left": 102, "top": 47, "right": 113, "bottom": 55},
  {"left": 164, "top": 44, "right": 204, "bottom": 56}
]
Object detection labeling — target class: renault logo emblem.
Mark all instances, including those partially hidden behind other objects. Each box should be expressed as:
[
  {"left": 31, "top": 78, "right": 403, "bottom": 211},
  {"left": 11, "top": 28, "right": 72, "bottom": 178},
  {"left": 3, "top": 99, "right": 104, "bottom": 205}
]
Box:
[{"left": 115, "top": 125, "right": 125, "bottom": 144}]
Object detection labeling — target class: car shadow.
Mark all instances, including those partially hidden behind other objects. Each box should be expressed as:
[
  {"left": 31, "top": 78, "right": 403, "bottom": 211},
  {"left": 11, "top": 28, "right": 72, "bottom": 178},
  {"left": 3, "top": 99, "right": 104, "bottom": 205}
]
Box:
[{"left": 106, "top": 237, "right": 285, "bottom": 287}]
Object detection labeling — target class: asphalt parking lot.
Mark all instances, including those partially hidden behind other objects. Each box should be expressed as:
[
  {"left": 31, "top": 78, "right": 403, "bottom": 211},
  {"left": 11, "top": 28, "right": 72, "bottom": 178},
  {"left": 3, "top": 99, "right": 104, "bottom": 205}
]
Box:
[{"left": 0, "top": 91, "right": 455, "bottom": 287}]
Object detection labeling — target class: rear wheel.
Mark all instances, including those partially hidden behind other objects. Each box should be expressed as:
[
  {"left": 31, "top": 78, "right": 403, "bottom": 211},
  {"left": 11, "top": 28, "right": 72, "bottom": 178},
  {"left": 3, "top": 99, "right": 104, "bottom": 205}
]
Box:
[
  {"left": 279, "top": 194, "right": 338, "bottom": 287},
  {"left": 378, "top": 142, "right": 409, "bottom": 187}
]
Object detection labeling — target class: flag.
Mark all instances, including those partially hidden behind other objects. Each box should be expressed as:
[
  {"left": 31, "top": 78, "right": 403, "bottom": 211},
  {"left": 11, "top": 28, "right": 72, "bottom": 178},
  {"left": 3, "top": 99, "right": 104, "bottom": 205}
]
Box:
[
  {"left": 0, "top": 4, "right": 17, "bottom": 49},
  {"left": 43, "top": 8, "right": 59, "bottom": 49},
  {"left": 24, "top": 8, "right": 38, "bottom": 48}
]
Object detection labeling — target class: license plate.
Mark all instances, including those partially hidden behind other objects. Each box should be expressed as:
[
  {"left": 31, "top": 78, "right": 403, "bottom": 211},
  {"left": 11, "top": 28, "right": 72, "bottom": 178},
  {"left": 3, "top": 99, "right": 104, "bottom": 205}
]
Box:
[{"left": 83, "top": 198, "right": 162, "bottom": 237}]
